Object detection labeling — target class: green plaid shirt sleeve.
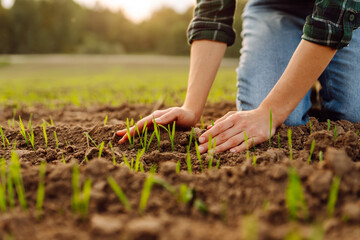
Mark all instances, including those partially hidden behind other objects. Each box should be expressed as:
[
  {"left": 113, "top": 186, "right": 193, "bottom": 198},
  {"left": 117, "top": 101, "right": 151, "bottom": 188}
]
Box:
[
  {"left": 187, "top": 0, "right": 236, "bottom": 46},
  {"left": 302, "top": 0, "right": 360, "bottom": 49}
]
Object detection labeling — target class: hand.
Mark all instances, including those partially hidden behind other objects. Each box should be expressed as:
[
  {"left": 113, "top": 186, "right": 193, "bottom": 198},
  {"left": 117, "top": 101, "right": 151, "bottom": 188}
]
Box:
[
  {"left": 197, "top": 107, "right": 278, "bottom": 153},
  {"left": 116, "top": 106, "right": 198, "bottom": 144}
]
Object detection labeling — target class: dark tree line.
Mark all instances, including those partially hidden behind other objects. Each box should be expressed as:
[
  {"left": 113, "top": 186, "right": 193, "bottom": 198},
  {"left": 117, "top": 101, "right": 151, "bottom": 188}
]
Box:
[{"left": 0, "top": 0, "right": 246, "bottom": 57}]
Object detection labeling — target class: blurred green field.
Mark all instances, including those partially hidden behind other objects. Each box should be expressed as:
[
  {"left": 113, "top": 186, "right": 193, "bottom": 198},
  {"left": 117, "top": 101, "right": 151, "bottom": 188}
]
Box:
[{"left": 0, "top": 55, "right": 238, "bottom": 108}]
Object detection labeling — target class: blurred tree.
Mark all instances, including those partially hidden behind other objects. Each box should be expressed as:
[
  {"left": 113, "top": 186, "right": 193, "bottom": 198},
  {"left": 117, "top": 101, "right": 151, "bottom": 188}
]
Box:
[
  {"left": 2, "top": 0, "right": 247, "bottom": 57},
  {"left": 0, "top": 0, "right": 12, "bottom": 53}
]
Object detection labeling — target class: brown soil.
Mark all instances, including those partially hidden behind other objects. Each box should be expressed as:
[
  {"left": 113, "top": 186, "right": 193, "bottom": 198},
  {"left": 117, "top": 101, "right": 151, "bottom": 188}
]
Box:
[{"left": 0, "top": 102, "right": 360, "bottom": 240}]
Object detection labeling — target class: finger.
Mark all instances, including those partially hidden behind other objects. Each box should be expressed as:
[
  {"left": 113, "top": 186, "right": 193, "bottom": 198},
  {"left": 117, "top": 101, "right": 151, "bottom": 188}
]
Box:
[
  {"left": 214, "top": 111, "right": 236, "bottom": 125},
  {"left": 213, "top": 132, "right": 245, "bottom": 153},
  {"left": 230, "top": 136, "right": 263, "bottom": 153},
  {"left": 117, "top": 109, "right": 171, "bottom": 141},
  {"left": 212, "top": 126, "right": 243, "bottom": 146},
  {"left": 199, "top": 120, "right": 234, "bottom": 144},
  {"left": 154, "top": 109, "right": 180, "bottom": 125}
]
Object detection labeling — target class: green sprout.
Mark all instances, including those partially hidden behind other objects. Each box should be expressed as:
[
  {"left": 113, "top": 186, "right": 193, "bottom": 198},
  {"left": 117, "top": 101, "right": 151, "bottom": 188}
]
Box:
[
  {"left": 54, "top": 131, "right": 59, "bottom": 149},
  {"left": 108, "top": 142, "right": 116, "bottom": 165},
  {"left": 62, "top": 153, "right": 66, "bottom": 164},
  {"left": 107, "top": 176, "right": 132, "bottom": 211},
  {"left": 71, "top": 164, "right": 92, "bottom": 219},
  {"left": 216, "top": 157, "right": 221, "bottom": 169},
  {"left": 308, "top": 139, "right": 316, "bottom": 164},
  {"left": 278, "top": 132, "right": 281, "bottom": 149},
  {"left": 126, "top": 118, "right": 133, "bottom": 148},
  {"left": 288, "top": 129, "right": 293, "bottom": 161},
  {"left": 36, "top": 161, "right": 46, "bottom": 219},
  {"left": 49, "top": 116, "right": 54, "bottom": 126},
  {"left": 356, "top": 130, "right": 359, "bottom": 136},
  {"left": 140, "top": 162, "right": 145, "bottom": 173},
  {"left": 309, "top": 119, "right": 313, "bottom": 135},
  {"left": 186, "top": 146, "right": 192, "bottom": 174},
  {"left": 159, "top": 121, "right": 176, "bottom": 151},
  {"left": 244, "top": 132, "right": 250, "bottom": 161},
  {"left": 194, "top": 199, "right": 208, "bottom": 214},
  {"left": 327, "top": 119, "right": 331, "bottom": 131},
  {"left": 176, "top": 161, "right": 180, "bottom": 174},
  {"left": 334, "top": 125, "right": 338, "bottom": 142},
  {"left": 319, "top": 151, "right": 323, "bottom": 162},
  {"left": 98, "top": 142, "right": 105, "bottom": 158},
  {"left": 188, "top": 127, "right": 194, "bottom": 149},
  {"left": 286, "top": 167, "right": 308, "bottom": 220},
  {"left": 252, "top": 154, "right": 257, "bottom": 167},
  {"left": 152, "top": 116, "right": 161, "bottom": 151},
  {"left": 84, "top": 132, "right": 98, "bottom": 148},
  {"left": 139, "top": 174, "right": 155, "bottom": 214},
  {"left": 241, "top": 215, "right": 259, "bottom": 240},
  {"left": 0, "top": 125, "right": 10, "bottom": 149},
  {"left": 9, "top": 152, "right": 27, "bottom": 210},
  {"left": 327, "top": 176, "right": 341, "bottom": 218},
  {"left": 211, "top": 120, "right": 215, "bottom": 127},
  {"left": 9, "top": 108, "right": 16, "bottom": 128},
  {"left": 200, "top": 116, "right": 205, "bottom": 129},
  {"left": 27, "top": 122, "right": 35, "bottom": 151},
  {"left": 269, "top": 108, "right": 272, "bottom": 147},
  {"left": 208, "top": 135, "right": 217, "bottom": 170},
  {"left": 0, "top": 158, "right": 6, "bottom": 212},
  {"left": 17, "top": 116, "right": 29, "bottom": 147},
  {"left": 178, "top": 184, "right": 193, "bottom": 204},
  {"left": 42, "top": 122, "right": 48, "bottom": 148},
  {"left": 194, "top": 141, "right": 204, "bottom": 173},
  {"left": 104, "top": 115, "right": 108, "bottom": 126},
  {"left": 134, "top": 148, "right": 146, "bottom": 172},
  {"left": 122, "top": 149, "right": 145, "bottom": 172}
]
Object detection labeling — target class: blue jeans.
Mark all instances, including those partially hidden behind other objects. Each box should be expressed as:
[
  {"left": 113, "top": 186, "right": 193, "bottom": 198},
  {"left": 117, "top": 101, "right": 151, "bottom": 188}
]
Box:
[{"left": 236, "top": 0, "right": 360, "bottom": 125}]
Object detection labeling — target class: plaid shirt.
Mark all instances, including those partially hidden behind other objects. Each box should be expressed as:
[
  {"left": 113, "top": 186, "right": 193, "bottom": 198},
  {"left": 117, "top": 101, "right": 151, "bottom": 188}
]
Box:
[{"left": 187, "top": 0, "right": 360, "bottom": 49}]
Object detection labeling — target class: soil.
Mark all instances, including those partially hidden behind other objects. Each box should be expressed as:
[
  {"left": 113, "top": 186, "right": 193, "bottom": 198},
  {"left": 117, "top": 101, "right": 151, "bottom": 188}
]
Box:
[{"left": 0, "top": 101, "right": 360, "bottom": 240}]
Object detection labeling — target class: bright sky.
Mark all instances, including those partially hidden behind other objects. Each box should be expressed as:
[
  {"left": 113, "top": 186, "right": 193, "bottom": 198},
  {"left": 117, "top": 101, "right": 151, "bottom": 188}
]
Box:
[{"left": 2, "top": 0, "right": 195, "bottom": 23}]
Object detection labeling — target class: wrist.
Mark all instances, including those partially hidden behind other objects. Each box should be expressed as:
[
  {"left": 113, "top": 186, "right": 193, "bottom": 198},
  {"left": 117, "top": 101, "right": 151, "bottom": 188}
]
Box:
[
  {"left": 181, "top": 103, "right": 203, "bottom": 123},
  {"left": 258, "top": 102, "right": 289, "bottom": 128}
]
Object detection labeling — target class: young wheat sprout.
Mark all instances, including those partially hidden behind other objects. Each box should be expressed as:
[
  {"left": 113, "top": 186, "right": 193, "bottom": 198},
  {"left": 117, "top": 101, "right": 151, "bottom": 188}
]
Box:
[
  {"left": 327, "top": 176, "right": 341, "bottom": 218},
  {"left": 54, "top": 131, "right": 59, "bottom": 149},
  {"left": 152, "top": 116, "right": 161, "bottom": 151},
  {"left": 0, "top": 158, "right": 6, "bottom": 212},
  {"left": 308, "top": 139, "right": 316, "bottom": 164},
  {"left": 42, "top": 122, "right": 48, "bottom": 148},
  {"left": 309, "top": 119, "right": 313, "bottom": 135},
  {"left": 36, "top": 161, "right": 46, "bottom": 218},
  {"left": 288, "top": 129, "right": 293, "bottom": 161},
  {"left": 84, "top": 132, "right": 98, "bottom": 148},
  {"left": 244, "top": 132, "right": 250, "bottom": 161},
  {"left": 186, "top": 147, "right": 192, "bottom": 174},
  {"left": 194, "top": 141, "right": 204, "bottom": 172},
  {"left": 108, "top": 142, "right": 116, "bottom": 165},
  {"left": 104, "top": 115, "right": 108, "bottom": 126},
  {"left": 98, "top": 142, "right": 105, "bottom": 158},
  {"left": 107, "top": 176, "right": 132, "bottom": 211},
  {"left": 139, "top": 174, "right": 155, "bottom": 214}
]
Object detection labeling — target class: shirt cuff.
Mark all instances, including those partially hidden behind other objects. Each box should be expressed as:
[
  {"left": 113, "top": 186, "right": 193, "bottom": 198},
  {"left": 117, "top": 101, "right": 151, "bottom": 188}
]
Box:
[
  {"left": 187, "top": 22, "right": 236, "bottom": 46},
  {"left": 302, "top": 10, "right": 358, "bottom": 49}
]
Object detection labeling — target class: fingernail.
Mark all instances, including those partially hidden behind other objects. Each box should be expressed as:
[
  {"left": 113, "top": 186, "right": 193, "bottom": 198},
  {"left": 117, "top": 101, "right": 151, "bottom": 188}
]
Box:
[
  {"left": 230, "top": 149, "right": 236, "bottom": 153},
  {"left": 155, "top": 118, "right": 161, "bottom": 123},
  {"left": 198, "top": 146, "right": 204, "bottom": 153},
  {"left": 209, "top": 149, "right": 215, "bottom": 155},
  {"left": 199, "top": 137, "right": 205, "bottom": 143}
]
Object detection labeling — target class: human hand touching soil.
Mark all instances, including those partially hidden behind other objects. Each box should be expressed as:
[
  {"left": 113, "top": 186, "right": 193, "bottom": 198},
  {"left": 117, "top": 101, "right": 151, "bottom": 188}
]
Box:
[
  {"left": 198, "top": 108, "right": 277, "bottom": 153},
  {"left": 116, "top": 106, "right": 197, "bottom": 144}
]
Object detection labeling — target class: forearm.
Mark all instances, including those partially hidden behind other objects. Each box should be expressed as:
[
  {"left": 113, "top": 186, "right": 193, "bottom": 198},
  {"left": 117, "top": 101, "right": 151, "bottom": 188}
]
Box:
[
  {"left": 260, "top": 40, "right": 337, "bottom": 126},
  {"left": 183, "top": 40, "right": 227, "bottom": 121}
]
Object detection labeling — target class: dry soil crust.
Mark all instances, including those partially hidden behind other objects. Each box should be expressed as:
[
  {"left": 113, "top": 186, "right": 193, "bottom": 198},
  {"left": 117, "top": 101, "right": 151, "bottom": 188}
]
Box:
[{"left": 0, "top": 102, "right": 360, "bottom": 240}]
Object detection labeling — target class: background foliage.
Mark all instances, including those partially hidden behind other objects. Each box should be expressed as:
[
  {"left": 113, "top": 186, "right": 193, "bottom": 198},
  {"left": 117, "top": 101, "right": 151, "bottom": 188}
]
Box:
[{"left": 0, "top": 0, "right": 247, "bottom": 57}]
